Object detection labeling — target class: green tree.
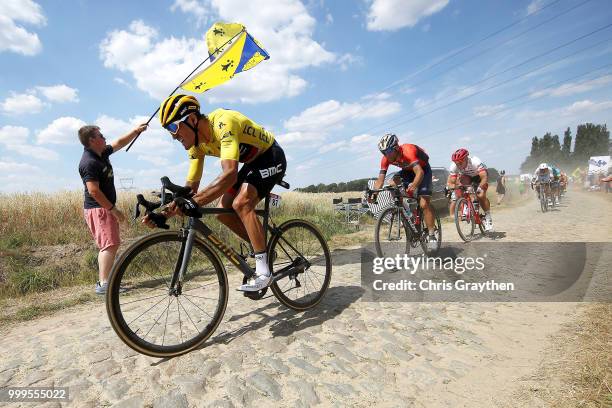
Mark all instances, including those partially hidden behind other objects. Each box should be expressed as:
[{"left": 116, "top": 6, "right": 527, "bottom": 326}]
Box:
[
  {"left": 573, "top": 123, "right": 609, "bottom": 162},
  {"left": 561, "top": 127, "right": 572, "bottom": 162},
  {"left": 488, "top": 167, "right": 500, "bottom": 181}
]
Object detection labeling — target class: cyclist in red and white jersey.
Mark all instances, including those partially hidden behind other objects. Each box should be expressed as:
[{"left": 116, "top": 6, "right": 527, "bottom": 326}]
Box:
[{"left": 446, "top": 148, "right": 494, "bottom": 232}]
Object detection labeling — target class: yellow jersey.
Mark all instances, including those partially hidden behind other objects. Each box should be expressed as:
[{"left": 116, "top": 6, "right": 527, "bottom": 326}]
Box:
[{"left": 186, "top": 108, "right": 275, "bottom": 182}]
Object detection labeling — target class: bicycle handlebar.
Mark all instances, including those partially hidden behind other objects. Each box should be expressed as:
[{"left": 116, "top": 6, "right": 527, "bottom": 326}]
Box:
[
  {"left": 366, "top": 185, "right": 402, "bottom": 194},
  {"left": 132, "top": 176, "right": 194, "bottom": 229}
]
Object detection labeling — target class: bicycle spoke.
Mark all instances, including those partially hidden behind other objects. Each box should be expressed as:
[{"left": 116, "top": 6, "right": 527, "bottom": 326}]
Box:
[
  {"left": 143, "top": 296, "right": 172, "bottom": 341},
  {"left": 176, "top": 296, "right": 183, "bottom": 344},
  {"left": 120, "top": 292, "right": 167, "bottom": 306},
  {"left": 177, "top": 297, "right": 201, "bottom": 335},
  {"left": 277, "top": 241, "right": 294, "bottom": 263},
  {"left": 182, "top": 293, "right": 214, "bottom": 319},
  {"left": 180, "top": 293, "right": 219, "bottom": 302},
  {"left": 181, "top": 281, "right": 219, "bottom": 292},
  {"left": 127, "top": 294, "right": 170, "bottom": 326},
  {"left": 161, "top": 297, "right": 172, "bottom": 346},
  {"left": 306, "top": 269, "right": 323, "bottom": 287}
]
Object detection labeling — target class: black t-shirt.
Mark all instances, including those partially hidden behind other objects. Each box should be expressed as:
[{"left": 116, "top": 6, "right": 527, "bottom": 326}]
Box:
[{"left": 78, "top": 146, "right": 116, "bottom": 209}]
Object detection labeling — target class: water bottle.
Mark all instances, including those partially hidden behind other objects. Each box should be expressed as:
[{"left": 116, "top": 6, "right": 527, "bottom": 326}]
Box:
[
  {"left": 402, "top": 198, "right": 411, "bottom": 218},
  {"left": 413, "top": 208, "right": 421, "bottom": 225}
]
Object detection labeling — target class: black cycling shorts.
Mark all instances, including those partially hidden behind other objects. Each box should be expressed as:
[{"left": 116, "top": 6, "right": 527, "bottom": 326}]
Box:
[
  {"left": 229, "top": 141, "right": 286, "bottom": 199},
  {"left": 393, "top": 163, "right": 433, "bottom": 196}
]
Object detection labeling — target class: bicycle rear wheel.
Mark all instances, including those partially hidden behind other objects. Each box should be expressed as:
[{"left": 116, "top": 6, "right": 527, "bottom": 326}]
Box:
[
  {"left": 268, "top": 220, "right": 332, "bottom": 311},
  {"left": 375, "top": 206, "right": 411, "bottom": 257},
  {"left": 454, "top": 197, "right": 476, "bottom": 242},
  {"left": 106, "top": 231, "right": 228, "bottom": 358}
]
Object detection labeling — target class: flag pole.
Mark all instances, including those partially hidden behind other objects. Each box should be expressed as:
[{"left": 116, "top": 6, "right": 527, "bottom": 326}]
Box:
[{"left": 126, "top": 28, "right": 245, "bottom": 152}]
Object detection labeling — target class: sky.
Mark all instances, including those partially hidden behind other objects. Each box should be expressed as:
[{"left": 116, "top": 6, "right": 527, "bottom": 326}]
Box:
[{"left": 1, "top": 0, "right": 611, "bottom": 193}]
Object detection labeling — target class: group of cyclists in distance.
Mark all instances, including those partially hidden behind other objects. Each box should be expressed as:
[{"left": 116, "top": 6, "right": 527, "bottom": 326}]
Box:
[{"left": 531, "top": 162, "right": 568, "bottom": 206}]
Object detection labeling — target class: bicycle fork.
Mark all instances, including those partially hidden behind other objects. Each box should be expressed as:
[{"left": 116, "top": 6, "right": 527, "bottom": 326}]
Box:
[{"left": 168, "top": 227, "right": 195, "bottom": 296}]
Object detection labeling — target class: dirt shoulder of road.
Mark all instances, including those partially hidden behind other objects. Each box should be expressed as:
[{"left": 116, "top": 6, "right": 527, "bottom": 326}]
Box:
[{"left": 510, "top": 303, "right": 611, "bottom": 407}]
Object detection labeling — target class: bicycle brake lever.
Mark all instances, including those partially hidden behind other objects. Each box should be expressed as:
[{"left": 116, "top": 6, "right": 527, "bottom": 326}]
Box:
[{"left": 133, "top": 202, "right": 141, "bottom": 221}]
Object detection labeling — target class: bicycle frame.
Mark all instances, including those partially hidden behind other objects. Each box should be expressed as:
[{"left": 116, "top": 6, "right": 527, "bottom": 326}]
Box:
[
  {"left": 372, "top": 186, "right": 421, "bottom": 238},
  {"left": 455, "top": 186, "right": 482, "bottom": 225},
  {"left": 170, "top": 197, "right": 308, "bottom": 294}
]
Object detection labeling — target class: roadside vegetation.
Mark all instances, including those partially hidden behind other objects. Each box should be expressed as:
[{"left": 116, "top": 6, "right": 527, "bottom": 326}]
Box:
[
  {"left": 518, "top": 303, "right": 611, "bottom": 408},
  {"left": 0, "top": 189, "right": 363, "bottom": 301}
]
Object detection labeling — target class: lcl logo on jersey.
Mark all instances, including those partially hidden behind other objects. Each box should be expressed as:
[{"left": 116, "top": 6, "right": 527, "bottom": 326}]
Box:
[{"left": 260, "top": 164, "right": 283, "bottom": 178}]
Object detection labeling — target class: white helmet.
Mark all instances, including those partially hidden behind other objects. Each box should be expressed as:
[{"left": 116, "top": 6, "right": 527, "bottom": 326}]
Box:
[
  {"left": 378, "top": 133, "right": 399, "bottom": 153},
  {"left": 538, "top": 163, "right": 549, "bottom": 170}
]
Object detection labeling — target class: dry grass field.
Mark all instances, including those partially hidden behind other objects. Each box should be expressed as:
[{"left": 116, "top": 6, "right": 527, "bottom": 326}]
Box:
[{"left": 0, "top": 189, "right": 364, "bottom": 299}]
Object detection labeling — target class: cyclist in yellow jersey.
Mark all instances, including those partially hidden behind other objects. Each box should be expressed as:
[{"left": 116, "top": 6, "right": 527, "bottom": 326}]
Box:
[{"left": 144, "top": 94, "right": 286, "bottom": 292}]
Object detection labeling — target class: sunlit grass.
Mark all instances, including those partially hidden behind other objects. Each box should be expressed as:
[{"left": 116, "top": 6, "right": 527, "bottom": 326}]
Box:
[{"left": 0, "top": 190, "right": 362, "bottom": 299}]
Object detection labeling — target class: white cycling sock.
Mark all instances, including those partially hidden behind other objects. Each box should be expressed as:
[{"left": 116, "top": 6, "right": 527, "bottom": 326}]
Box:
[
  {"left": 254, "top": 252, "right": 270, "bottom": 277},
  {"left": 485, "top": 211, "right": 492, "bottom": 220}
]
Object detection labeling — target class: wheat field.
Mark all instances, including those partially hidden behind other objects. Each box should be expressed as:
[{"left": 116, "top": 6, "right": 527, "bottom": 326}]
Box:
[{"left": 0, "top": 190, "right": 364, "bottom": 298}]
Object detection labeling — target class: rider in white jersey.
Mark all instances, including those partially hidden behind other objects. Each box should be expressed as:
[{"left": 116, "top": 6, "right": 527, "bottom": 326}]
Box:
[
  {"left": 449, "top": 155, "right": 487, "bottom": 177},
  {"left": 446, "top": 148, "right": 494, "bottom": 232},
  {"left": 531, "top": 163, "right": 552, "bottom": 201}
]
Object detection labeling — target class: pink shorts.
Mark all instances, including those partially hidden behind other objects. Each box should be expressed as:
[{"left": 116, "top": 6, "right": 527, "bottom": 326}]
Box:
[{"left": 84, "top": 207, "right": 120, "bottom": 251}]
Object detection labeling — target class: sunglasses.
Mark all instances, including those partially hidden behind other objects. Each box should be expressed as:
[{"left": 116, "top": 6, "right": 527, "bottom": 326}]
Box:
[
  {"left": 382, "top": 146, "right": 397, "bottom": 156},
  {"left": 165, "top": 117, "right": 190, "bottom": 135}
]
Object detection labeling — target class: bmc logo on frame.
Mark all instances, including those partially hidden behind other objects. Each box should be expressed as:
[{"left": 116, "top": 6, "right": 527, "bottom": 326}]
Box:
[{"left": 259, "top": 164, "right": 283, "bottom": 178}]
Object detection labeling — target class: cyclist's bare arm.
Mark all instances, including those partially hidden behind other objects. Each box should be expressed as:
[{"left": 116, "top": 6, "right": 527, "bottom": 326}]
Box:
[
  {"left": 368, "top": 171, "right": 386, "bottom": 203},
  {"left": 478, "top": 169, "right": 488, "bottom": 187},
  {"left": 186, "top": 180, "right": 200, "bottom": 194},
  {"left": 446, "top": 174, "right": 457, "bottom": 188},
  {"left": 192, "top": 159, "right": 238, "bottom": 206},
  {"left": 410, "top": 164, "right": 424, "bottom": 188},
  {"left": 373, "top": 171, "right": 386, "bottom": 190}
]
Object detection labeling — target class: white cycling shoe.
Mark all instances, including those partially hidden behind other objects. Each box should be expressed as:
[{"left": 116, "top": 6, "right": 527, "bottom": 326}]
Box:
[
  {"left": 427, "top": 236, "right": 438, "bottom": 252},
  {"left": 238, "top": 274, "right": 272, "bottom": 292},
  {"left": 483, "top": 217, "right": 495, "bottom": 232}
]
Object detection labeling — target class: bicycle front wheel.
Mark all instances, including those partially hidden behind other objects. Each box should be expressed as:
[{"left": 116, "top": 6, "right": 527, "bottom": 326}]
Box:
[
  {"left": 540, "top": 192, "right": 548, "bottom": 212},
  {"left": 375, "top": 206, "right": 411, "bottom": 257},
  {"left": 106, "top": 231, "right": 228, "bottom": 358},
  {"left": 455, "top": 197, "right": 476, "bottom": 242},
  {"left": 268, "top": 220, "right": 332, "bottom": 311}
]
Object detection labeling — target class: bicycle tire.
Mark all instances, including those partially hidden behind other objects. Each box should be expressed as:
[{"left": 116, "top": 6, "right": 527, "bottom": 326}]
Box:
[
  {"left": 375, "top": 206, "right": 411, "bottom": 257},
  {"left": 268, "top": 219, "right": 332, "bottom": 311},
  {"left": 455, "top": 197, "right": 476, "bottom": 242},
  {"left": 477, "top": 214, "right": 486, "bottom": 235},
  {"left": 106, "top": 231, "right": 228, "bottom": 358},
  {"left": 540, "top": 191, "right": 548, "bottom": 213},
  {"left": 418, "top": 205, "right": 442, "bottom": 255}
]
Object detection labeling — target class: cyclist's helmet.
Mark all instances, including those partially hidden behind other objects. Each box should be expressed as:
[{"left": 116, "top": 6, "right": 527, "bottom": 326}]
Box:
[
  {"left": 159, "top": 94, "right": 200, "bottom": 128},
  {"left": 451, "top": 148, "right": 469, "bottom": 163},
  {"left": 538, "top": 163, "right": 549, "bottom": 171},
  {"left": 378, "top": 133, "right": 399, "bottom": 153}
]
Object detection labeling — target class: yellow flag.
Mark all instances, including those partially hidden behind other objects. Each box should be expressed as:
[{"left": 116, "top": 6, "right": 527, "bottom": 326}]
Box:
[{"left": 181, "top": 22, "right": 270, "bottom": 93}]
